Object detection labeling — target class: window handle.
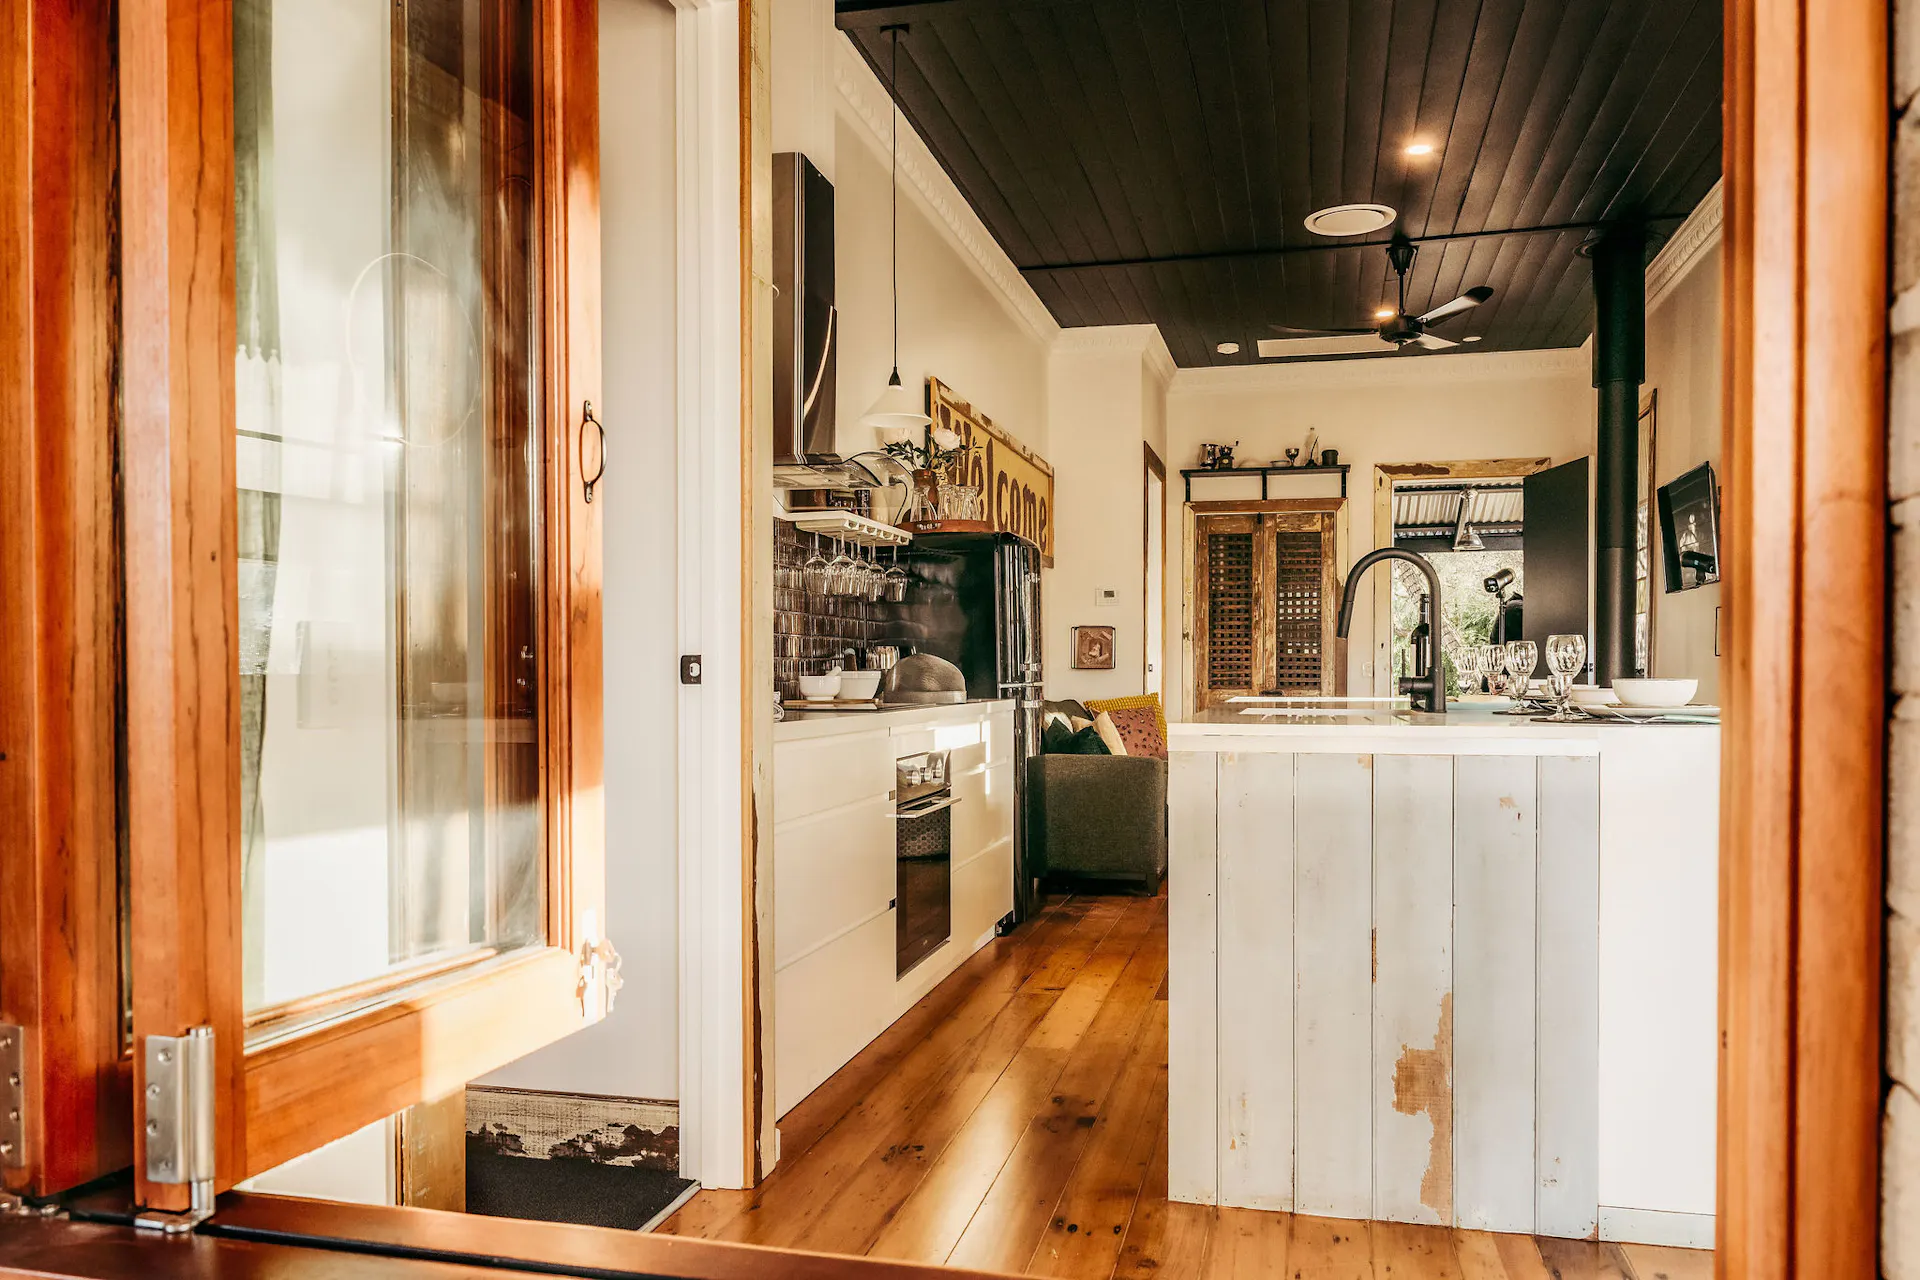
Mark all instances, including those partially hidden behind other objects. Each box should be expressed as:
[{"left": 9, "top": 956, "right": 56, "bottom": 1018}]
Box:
[{"left": 581, "top": 400, "right": 607, "bottom": 503}]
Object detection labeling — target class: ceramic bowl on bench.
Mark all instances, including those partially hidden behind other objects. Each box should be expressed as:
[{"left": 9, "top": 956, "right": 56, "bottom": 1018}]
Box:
[
  {"left": 797, "top": 672, "right": 843, "bottom": 700},
  {"left": 837, "top": 670, "right": 883, "bottom": 700},
  {"left": 1611, "top": 677, "right": 1698, "bottom": 708}
]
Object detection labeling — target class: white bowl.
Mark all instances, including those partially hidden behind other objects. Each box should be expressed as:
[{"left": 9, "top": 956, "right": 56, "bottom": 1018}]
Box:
[
  {"left": 1569, "top": 686, "right": 1621, "bottom": 708},
  {"left": 797, "top": 673, "right": 842, "bottom": 700},
  {"left": 1612, "top": 677, "right": 1698, "bottom": 708},
  {"left": 837, "top": 670, "right": 883, "bottom": 700}
]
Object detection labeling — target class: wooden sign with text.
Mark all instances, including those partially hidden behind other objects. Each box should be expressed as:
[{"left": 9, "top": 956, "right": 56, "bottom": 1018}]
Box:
[{"left": 928, "top": 378, "right": 1054, "bottom": 565}]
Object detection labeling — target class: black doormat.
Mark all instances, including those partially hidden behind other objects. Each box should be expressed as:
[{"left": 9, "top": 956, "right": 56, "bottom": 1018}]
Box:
[{"left": 466, "top": 1148, "right": 694, "bottom": 1232}]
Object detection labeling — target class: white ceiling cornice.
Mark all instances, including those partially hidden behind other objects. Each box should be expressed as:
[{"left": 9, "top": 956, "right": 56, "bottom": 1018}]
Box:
[
  {"left": 1051, "top": 324, "right": 1178, "bottom": 384},
  {"left": 1168, "top": 346, "right": 1590, "bottom": 397},
  {"left": 1644, "top": 180, "right": 1723, "bottom": 314},
  {"left": 833, "top": 35, "right": 1060, "bottom": 344}
]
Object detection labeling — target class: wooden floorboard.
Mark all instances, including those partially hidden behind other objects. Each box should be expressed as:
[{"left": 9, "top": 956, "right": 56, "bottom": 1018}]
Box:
[{"left": 661, "top": 894, "right": 1716, "bottom": 1280}]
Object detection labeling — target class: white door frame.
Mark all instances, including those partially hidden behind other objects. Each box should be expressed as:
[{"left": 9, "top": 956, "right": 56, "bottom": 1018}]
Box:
[{"left": 671, "top": 0, "right": 753, "bottom": 1191}]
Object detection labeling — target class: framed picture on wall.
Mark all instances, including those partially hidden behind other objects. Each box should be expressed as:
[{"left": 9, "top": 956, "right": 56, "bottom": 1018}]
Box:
[
  {"left": 1071, "top": 625, "right": 1116, "bottom": 670},
  {"left": 1657, "top": 461, "right": 1721, "bottom": 592}
]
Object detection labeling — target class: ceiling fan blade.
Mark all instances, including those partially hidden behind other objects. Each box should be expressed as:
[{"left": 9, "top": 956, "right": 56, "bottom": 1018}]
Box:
[
  {"left": 1418, "top": 285, "right": 1494, "bottom": 325},
  {"left": 1413, "top": 332, "right": 1459, "bottom": 350},
  {"left": 1269, "top": 323, "right": 1380, "bottom": 336}
]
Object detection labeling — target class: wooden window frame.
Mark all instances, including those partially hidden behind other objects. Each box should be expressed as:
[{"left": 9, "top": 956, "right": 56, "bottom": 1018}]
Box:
[
  {"left": 116, "top": 0, "right": 605, "bottom": 1209},
  {"left": 0, "top": 0, "right": 130, "bottom": 1198},
  {"left": 1367, "top": 459, "right": 1551, "bottom": 698},
  {"left": 1718, "top": 0, "right": 1886, "bottom": 1273}
]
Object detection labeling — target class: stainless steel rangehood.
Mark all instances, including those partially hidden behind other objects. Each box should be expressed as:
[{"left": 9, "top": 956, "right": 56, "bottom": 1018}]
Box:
[{"left": 773, "top": 153, "right": 842, "bottom": 483}]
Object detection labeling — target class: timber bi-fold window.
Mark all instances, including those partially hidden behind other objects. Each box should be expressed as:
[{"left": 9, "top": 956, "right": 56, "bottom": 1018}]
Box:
[
  {"left": 0, "top": 0, "right": 604, "bottom": 1216},
  {"left": 1193, "top": 509, "right": 1342, "bottom": 709}
]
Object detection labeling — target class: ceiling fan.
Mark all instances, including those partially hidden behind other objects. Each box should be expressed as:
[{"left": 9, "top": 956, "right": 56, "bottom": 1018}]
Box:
[{"left": 1271, "top": 233, "right": 1493, "bottom": 351}]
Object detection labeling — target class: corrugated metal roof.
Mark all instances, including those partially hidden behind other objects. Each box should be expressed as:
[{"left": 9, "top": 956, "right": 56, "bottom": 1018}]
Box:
[{"left": 1393, "top": 482, "right": 1525, "bottom": 538}]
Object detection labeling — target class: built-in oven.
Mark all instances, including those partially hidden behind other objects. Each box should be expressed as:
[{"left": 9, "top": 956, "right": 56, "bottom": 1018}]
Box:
[{"left": 895, "top": 750, "right": 955, "bottom": 977}]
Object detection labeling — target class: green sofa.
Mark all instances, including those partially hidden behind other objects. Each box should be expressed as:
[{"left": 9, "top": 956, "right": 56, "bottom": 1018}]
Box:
[{"left": 1025, "top": 752, "right": 1167, "bottom": 894}]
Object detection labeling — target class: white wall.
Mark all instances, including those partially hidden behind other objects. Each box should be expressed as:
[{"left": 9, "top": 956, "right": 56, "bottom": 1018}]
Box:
[
  {"left": 826, "top": 37, "right": 1052, "bottom": 482},
  {"left": 769, "top": 23, "right": 1055, "bottom": 515},
  {"left": 482, "top": 0, "right": 680, "bottom": 1102},
  {"left": 1162, "top": 351, "right": 1597, "bottom": 721},
  {"left": 1041, "top": 328, "right": 1173, "bottom": 705},
  {"left": 1644, "top": 216, "right": 1724, "bottom": 703}
]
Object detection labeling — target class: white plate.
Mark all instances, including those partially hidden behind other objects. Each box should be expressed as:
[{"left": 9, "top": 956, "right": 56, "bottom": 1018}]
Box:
[{"left": 1589, "top": 703, "right": 1720, "bottom": 719}]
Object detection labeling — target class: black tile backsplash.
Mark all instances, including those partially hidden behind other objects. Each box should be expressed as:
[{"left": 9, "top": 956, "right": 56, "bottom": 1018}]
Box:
[{"left": 773, "top": 522, "right": 903, "bottom": 700}]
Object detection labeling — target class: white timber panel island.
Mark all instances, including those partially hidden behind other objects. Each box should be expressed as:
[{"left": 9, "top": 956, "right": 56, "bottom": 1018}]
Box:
[
  {"left": 1167, "top": 708, "right": 1719, "bottom": 1249},
  {"left": 771, "top": 700, "right": 1016, "bottom": 1120}
]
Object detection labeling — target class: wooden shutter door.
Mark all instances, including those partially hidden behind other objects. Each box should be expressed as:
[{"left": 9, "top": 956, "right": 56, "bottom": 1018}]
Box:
[
  {"left": 1269, "top": 512, "right": 1337, "bottom": 697},
  {"left": 1194, "top": 515, "right": 1263, "bottom": 709},
  {"left": 1193, "top": 509, "right": 1340, "bottom": 710}
]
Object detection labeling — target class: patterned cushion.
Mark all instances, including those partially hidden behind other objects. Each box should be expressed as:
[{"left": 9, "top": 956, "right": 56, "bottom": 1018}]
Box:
[
  {"left": 1085, "top": 694, "right": 1168, "bottom": 760},
  {"left": 1092, "top": 711, "right": 1130, "bottom": 757}
]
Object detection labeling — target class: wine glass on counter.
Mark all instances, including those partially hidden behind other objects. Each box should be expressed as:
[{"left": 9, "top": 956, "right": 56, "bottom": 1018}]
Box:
[
  {"left": 1480, "top": 643, "right": 1509, "bottom": 695},
  {"left": 1504, "top": 640, "right": 1538, "bottom": 703},
  {"left": 1543, "top": 633, "right": 1588, "bottom": 721}
]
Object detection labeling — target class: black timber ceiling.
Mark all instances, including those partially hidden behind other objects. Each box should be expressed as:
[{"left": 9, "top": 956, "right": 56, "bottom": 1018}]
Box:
[{"left": 839, "top": 0, "right": 1723, "bottom": 368}]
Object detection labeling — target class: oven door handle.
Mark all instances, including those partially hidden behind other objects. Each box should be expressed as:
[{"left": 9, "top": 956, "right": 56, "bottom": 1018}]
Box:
[{"left": 895, "top": 796, "right": 961, "bottom": 819}]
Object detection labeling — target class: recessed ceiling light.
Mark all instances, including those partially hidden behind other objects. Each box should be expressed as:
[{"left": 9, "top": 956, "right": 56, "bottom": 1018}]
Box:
[
  {"left": 1463, "top": 335, "right": 1483, "bottom": 342},
  {"left": 1405, "top": 142, "right": 1435, "bottom": 156},
  {"left": 1216, "top": 341, "right": 1240, "bottom": 355},
  {"left": 1304, "top": 203, "right": 1396, "bottom": 237},
  {"left": 1374, "top": 307, "right": 1397, "bottom": 319}
]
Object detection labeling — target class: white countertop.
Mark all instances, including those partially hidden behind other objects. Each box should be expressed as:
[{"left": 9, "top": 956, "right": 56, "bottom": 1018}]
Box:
[
  {"left": 1171, "top": 703, "right": 1719, "bottom": 756},
  {"left": 773, "top": 698, "right": 1013, "bottom": 742}
]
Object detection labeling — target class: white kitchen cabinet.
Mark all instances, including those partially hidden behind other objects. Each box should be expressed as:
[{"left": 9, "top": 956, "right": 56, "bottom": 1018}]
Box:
[{"left": 770, "top": 701, "right": 1018, "bottom": 1121}]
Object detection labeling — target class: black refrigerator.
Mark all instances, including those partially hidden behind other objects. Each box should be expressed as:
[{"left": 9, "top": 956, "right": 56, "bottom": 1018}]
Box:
[{"left": 881, "top": 532, "right": 1045, "bottom": 923}]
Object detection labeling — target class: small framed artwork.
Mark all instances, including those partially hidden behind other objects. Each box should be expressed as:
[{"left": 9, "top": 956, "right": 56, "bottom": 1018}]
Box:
[{"left": 1072, "top": 625, "right": 1116, "bottom": 670}]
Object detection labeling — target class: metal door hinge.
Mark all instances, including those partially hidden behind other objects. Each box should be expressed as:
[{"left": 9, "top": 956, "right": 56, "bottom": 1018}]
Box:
[
  {"left": 578, "top": 938, "right": 625, "bottom": 1018},
  {"left": 135, "top": 1027, "right": 216, "bottom": 1233},
  {"left": 0, "top": 1025, "right": 23, "bottom": 1171}
]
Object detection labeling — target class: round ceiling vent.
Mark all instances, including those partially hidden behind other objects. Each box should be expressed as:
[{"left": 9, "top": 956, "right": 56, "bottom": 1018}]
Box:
[{"left": 1303, "top": 203, "right": 1397, "bottom": 237}]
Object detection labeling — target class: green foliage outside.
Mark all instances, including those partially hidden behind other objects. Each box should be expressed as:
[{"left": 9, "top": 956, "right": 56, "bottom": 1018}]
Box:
[{"left": 1389, "top": 550, "right": 1525, "bottom": 697}]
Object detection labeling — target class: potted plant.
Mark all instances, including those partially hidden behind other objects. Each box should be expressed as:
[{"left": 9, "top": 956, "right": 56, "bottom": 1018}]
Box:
[{"left": 883, "top": 425, "right": 981, "bottom": 523}]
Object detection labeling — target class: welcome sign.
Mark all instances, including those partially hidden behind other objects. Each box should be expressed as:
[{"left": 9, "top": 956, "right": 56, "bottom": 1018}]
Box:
[{"left": 928, "top": 378, "right": 1055, "bottom": 566}]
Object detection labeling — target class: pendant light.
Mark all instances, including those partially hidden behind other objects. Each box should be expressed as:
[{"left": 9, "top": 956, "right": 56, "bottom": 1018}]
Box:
[{"left": 861, "top": 24, "right": 932, "bottom": 433}]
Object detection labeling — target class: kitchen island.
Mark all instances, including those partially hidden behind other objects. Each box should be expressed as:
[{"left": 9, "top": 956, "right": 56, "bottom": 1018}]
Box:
[
  {"left": 771, "top": 699, "right": 1016, "bottom": 1117},
  {"left": 1168, "top": 706, "right": 1718, "bottom": 1248}
]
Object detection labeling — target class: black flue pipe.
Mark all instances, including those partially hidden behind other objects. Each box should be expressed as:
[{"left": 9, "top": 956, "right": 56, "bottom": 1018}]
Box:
[{"left": 1588, "top": 226, "right": 1646, "bottom": 688}]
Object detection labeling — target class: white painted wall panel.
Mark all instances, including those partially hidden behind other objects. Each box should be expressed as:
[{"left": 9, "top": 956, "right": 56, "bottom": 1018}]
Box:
[
  {"left": 1216, "top": 752, "right": 1297, "bottom": 1210},
  {"left": 1597, "top": 727, "right": 1720, "bottom": 1218},
  {"left": 1167, "top": 750, "right": 1219, "bottom": 1205},
  {"left": 1536, "top": 754, "right": 1601, "bottom": 1239},
  {"left": 1293, "top": 752, "right": 1375, "bottom": 1220},
  {"left": 1452, "top": 754, "right": 1538, "bottom": 1233},
  {"left": 1372, "top": 754, "right": 1455, "bottom": 1225}
]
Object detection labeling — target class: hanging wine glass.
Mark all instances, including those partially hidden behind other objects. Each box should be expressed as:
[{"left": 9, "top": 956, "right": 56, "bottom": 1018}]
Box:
[
  {"left": 802, "top": 533, "right": 830, "bottom": 596},
  {"left": 826, "top": 537, "right": 855, "bottom": 596},
  {"left": 884, "top": 543, "right": 909, "bottom": 602}
]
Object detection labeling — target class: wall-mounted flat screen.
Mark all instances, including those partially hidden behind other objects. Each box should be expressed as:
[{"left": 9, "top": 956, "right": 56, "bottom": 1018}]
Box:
[{"left": 1657, "top": 461, "right": 1721, "bottom": 593}]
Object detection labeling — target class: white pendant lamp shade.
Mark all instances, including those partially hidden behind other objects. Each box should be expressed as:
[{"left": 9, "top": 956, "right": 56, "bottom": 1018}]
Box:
[
  {"left": 863, "top": 28, "right": 931, "bottom": 434},
  {"left": 863, "top": 373, "right": 930, "bottom": 432}
]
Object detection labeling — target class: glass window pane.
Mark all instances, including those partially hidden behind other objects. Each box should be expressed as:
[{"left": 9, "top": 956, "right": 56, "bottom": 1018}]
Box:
[{"left": 235, "top": 0, "right": 545, "bottom": 1014}]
